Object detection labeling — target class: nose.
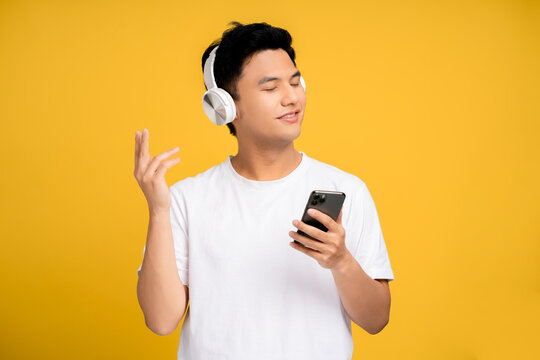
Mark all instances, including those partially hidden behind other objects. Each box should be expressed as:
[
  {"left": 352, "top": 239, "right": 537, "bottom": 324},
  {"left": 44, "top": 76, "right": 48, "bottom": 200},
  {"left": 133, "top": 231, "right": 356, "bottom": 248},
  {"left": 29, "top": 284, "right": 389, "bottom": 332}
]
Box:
[{"left": 280, "top": 82, "right": 300, "bottom": 106}]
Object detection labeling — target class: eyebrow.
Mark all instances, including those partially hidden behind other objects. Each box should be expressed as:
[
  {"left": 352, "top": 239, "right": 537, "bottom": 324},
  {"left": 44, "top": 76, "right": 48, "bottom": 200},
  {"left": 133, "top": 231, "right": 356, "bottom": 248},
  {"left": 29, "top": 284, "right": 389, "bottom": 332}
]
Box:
[{"left": 257, "top": 70, "right": 301, "bottom": 86}]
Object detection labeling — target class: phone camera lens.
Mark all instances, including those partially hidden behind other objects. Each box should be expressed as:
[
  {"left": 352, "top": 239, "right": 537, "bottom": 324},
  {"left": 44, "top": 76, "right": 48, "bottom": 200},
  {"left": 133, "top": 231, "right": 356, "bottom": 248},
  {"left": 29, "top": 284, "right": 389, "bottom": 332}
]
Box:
[
  {"left": 319, "top": 194, "right": 325, "bottom": 203},
  {"left": 314, "top": 194, "right": 319, "bottom": 200},
  {"left": 311, "top": 199, "right": 317, "bottom": 205}
]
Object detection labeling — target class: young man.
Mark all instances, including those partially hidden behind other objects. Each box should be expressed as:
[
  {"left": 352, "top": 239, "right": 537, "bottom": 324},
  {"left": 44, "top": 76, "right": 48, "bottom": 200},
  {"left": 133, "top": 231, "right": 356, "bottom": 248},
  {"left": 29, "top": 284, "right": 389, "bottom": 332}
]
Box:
[{"left": 135, "top": 21, "right": 394, "bottom": 360}]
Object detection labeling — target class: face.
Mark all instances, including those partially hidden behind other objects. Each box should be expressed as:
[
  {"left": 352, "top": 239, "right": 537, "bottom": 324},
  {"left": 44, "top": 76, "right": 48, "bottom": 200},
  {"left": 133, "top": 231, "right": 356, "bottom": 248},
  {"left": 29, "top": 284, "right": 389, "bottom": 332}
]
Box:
[{"left": 232, "top": 49, "right": 307, "bottom": 146}]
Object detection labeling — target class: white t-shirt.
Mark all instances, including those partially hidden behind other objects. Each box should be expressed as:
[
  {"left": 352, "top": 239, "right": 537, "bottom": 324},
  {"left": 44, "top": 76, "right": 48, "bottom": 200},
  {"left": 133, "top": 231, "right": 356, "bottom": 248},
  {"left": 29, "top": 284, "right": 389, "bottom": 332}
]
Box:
[{"left": 137, "top": 151, "right": 394, "bottom": 360}]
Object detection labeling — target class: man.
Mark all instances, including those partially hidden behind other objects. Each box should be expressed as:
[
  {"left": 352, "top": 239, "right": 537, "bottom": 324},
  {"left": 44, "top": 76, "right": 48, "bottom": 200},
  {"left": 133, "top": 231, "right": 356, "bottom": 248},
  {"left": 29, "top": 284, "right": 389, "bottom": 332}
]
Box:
[{"left": 135, "top": 21, "right": 394, "bottom": 360}]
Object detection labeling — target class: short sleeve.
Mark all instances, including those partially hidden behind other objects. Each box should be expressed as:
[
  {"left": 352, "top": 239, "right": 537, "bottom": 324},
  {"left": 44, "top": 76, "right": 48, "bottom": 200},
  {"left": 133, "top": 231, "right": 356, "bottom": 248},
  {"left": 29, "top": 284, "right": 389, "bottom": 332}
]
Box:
[
  {"left": 136, "top": 185, "right": 190, "bottom": 287},
  {"left": 136, "top": 245, "right": 145, "bottom": 277},
  {"left": 348, "top": 182, "right": 394, "bottom": 282}
]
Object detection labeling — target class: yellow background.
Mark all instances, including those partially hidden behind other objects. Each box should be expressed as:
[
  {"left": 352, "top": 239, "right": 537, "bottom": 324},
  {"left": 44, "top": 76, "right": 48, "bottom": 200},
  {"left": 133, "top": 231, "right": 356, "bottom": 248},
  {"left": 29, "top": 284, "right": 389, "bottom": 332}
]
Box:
[{"left": 1, "top": 0, "right": 538, "bottom": 358}]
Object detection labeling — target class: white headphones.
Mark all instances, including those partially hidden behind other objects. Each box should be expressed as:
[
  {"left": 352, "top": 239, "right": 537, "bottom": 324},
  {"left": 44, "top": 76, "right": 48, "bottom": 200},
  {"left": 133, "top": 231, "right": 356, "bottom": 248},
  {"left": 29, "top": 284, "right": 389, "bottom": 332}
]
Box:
[{"left": 202, "top": 45, "right": 306, "bottom": 126}]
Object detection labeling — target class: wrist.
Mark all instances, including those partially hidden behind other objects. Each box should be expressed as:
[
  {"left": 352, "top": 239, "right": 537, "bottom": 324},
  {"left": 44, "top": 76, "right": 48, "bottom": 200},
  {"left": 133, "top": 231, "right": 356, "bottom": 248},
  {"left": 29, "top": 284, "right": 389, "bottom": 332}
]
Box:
[
  {"left": 148, "top": 206, "right": 170, "bottom": 218},
  {"left": 332, "top": 250, "right": 356, "bottom": 275}
]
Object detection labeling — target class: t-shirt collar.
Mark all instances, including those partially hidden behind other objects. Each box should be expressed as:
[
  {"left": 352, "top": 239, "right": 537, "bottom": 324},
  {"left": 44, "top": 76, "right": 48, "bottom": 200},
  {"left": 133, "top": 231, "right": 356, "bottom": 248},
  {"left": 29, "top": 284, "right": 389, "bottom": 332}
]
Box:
[{"left": 226, "top": 151, "right": 310, "bottom": 189}]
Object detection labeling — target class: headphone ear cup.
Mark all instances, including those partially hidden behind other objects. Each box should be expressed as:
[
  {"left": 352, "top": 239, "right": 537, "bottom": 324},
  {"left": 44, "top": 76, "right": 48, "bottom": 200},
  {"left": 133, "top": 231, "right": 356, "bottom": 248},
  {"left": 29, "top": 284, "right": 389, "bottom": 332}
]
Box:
[
  {"left": 300, "top": 75, "right": 306, "bottom": 91},
  {"left": 202, "top": 88, "right": 237, "bottom": 126}
]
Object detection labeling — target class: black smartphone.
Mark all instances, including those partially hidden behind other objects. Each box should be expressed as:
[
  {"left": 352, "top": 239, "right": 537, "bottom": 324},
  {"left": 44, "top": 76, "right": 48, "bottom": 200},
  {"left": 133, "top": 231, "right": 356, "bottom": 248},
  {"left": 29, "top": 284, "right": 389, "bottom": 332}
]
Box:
[{"left": 295, "top": 190, "right": 346, "bottom": 248}]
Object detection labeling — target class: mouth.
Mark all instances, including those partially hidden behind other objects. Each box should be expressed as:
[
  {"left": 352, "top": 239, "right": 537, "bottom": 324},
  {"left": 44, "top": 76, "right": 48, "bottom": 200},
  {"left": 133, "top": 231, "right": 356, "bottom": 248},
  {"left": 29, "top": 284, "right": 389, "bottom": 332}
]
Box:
[{"left": 277, "top": 110, "right": 300, "bottom": 123}]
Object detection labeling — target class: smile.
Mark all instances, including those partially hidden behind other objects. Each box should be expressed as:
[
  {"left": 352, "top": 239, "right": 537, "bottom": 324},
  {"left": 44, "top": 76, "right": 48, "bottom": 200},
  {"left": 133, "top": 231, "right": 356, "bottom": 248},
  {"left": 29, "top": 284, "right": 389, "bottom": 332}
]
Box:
[{"left": 277, "top": 111, "right": 299, "bottom": 122}]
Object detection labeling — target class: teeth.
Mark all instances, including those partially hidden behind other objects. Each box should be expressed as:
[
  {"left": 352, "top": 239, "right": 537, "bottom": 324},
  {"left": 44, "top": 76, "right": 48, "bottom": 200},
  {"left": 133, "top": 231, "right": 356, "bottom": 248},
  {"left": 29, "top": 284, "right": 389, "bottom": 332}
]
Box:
[{"left": 281, "top": 113, "right": 295, "bottom": 118}]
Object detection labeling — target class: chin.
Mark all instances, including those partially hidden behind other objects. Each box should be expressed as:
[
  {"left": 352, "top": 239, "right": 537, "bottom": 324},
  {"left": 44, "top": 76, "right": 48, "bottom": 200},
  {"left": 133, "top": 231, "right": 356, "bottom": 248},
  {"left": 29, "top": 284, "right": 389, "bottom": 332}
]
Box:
[
  {"left": 260, "top": 117, "right": 301, "bottom": 140},
  {"left": 283, "top": 125, "right": 302, "bottom": 142}
]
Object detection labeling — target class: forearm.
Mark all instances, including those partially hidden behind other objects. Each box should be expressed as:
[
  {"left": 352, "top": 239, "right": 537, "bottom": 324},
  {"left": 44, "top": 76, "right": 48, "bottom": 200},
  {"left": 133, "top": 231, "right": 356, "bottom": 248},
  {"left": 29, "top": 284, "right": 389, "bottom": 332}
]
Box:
[
  {"left": 137, "top": 209, "right": 186, "bottom": 335},
  {"left": 331, "top": 251, "right": 391, "bottom": 334}
]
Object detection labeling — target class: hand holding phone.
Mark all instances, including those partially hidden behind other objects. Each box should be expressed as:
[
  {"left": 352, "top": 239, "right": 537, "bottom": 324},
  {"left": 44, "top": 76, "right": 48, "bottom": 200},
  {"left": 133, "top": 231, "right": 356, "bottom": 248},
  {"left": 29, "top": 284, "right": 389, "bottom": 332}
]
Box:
[{"left": 295, "top": 190, "right": 346, "bottom": 248}]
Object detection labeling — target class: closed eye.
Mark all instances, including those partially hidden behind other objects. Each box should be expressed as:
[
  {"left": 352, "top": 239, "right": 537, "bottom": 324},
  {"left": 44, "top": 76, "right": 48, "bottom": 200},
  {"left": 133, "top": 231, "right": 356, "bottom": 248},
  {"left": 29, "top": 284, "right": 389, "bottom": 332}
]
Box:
[{"left": 264, "top": 83, "right": 300, "bottom": 91}]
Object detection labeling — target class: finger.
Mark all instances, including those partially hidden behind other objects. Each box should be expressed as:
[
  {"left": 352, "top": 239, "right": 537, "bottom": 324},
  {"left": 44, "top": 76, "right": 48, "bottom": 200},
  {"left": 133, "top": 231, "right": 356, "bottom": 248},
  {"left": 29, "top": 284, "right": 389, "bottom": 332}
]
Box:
[
  {"left": 292, "top": 219, "right": 329, "bottom": 243},
  {"left": 134, "top": 130, "right": 141, "bottom": 168},
  {"left": 337, "top": 209, "right": 343, "bottom": 225},
  {"left": 308, "top": 208, "right": 338, "bottom": 232},
  {"left": 289, "top": 230, "right": 327, "bottom": 253},
  {"left": 155, "top": 157, "right": 181, "bottom": 178},
  {"left": 289, "top": 236, "right": 324, "bottom": 260},
  {"left": 141, "top": 128, "right": 149, "bottom": 160},
  {"left": 146, "top": 146, "right": 180, "bottom": 177}
]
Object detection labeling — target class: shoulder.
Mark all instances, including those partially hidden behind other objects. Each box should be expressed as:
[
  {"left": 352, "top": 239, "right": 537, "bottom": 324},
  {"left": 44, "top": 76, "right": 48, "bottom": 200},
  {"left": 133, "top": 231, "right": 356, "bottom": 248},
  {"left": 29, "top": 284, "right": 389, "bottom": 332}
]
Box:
[
  {"left": 169, "top": 158, "right": 227, "bottom": 195},
  {"left": 306, "top": 155, "right": 368, "bottom": 193}
]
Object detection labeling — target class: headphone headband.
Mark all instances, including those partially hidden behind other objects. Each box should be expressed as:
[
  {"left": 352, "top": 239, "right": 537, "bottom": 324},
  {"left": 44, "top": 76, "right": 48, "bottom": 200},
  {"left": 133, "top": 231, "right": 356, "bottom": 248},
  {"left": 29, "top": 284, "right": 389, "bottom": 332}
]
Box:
[{"left": 203, "top": 46, "right": 219, "bottom": 90}]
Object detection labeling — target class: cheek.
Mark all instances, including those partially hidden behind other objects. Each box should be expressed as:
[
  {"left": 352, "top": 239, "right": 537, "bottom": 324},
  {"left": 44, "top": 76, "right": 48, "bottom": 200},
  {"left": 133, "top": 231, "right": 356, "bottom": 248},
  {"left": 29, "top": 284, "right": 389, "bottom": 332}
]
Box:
[
  {"left": 245, "top": 94, "right": 275, "bottom": 117},
  {"left": 299, "top": 91, "right": 307, "bottom": 106}
]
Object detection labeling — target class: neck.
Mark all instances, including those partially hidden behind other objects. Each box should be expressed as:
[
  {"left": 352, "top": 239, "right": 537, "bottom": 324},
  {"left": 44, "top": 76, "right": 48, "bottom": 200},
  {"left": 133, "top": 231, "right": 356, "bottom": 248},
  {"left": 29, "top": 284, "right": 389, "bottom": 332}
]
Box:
[{"left": 230, "top": 140, "right": 303, "bottom": 181}]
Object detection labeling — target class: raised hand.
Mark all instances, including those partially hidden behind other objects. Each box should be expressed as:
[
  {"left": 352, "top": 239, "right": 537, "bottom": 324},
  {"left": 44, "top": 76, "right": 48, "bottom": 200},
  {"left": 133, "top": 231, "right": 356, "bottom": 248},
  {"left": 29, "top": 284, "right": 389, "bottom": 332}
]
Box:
[{"left": 133, "top": 128, "right": 181, "bottom": 215}]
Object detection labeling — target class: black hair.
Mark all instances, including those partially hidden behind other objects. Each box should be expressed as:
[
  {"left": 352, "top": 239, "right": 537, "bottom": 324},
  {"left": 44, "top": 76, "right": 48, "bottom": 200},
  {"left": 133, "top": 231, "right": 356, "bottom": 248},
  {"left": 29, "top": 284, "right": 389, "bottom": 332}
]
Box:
[{"left": 201, "top": 21, "right": 297, "bottom": 137}]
